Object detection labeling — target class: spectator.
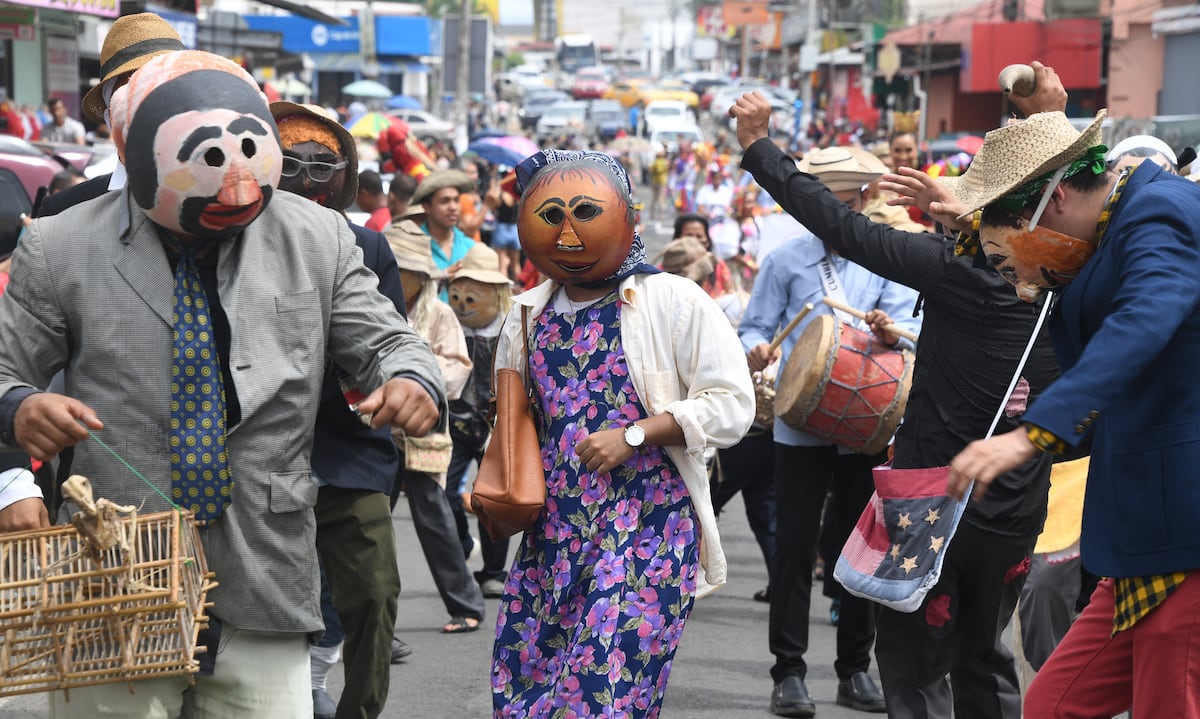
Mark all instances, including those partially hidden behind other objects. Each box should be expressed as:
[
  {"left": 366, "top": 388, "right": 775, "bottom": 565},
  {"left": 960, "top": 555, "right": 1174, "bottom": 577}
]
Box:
[
  {"left": 358, "top": 170, "right": 390, "bottom": 231},
  {"left": 387, "top": 173, "right": 418, "bottom": 226},
  {"left": 42, "top": 98, "right": 85, "bottom": 145}
]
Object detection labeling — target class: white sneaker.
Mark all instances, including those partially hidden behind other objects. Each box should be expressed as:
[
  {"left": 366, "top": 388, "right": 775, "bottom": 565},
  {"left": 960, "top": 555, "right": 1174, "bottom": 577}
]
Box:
[{"left": 468, "top": 534, "right": 482, "bottom": 565}]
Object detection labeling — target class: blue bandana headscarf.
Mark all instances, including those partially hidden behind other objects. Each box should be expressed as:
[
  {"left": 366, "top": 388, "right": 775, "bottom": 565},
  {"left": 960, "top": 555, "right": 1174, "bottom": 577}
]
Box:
[{"left": 515, "top": 149, "right": 659, "bottom": 285}]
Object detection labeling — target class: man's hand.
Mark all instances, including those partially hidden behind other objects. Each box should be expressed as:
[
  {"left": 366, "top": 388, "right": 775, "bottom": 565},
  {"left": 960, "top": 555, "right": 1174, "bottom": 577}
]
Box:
[
  {"left": 14, "top": 393, "right": 103, "bottom": 462},
  {"left": 1008, "top": 61, "right": 1068, "bottom": 118},
  {"left": 0, "top": 497, "right": 49, "bottom": 533},
  {"left": 880, "top": 167, "right": 971, "bottom": 231},
  {"left": 946, "top": 428, "right": 1038, "bottom": 501},
  {"left": 863, "top": 309, "right": 900, "bottom": 347},
  {"left": 358, "top": 378, "right": 440, "bottom": 437},
  {"left": 747, "top": 342, "right": 780, "bottom": 373},
  {"left": 576, "top": 427, "right": 636, "bottom": 474},
  {"left": 728, "top": 92, "right": 773, "bottom": 151}
]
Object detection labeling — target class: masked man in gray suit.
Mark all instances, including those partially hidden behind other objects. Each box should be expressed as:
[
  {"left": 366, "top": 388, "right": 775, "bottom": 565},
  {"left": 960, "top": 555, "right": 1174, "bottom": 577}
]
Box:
[{"left": 0, "top": 51, "right": 443, "bottom": 719}]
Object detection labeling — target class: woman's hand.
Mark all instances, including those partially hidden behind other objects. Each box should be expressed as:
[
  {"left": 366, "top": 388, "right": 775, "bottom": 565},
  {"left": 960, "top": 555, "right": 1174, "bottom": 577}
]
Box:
[
  {"left": 576, "top": 428, "right": 636, "bottom": 474},
  {"left": 880, "top": 167, "right": 971, "bottom": 232}
]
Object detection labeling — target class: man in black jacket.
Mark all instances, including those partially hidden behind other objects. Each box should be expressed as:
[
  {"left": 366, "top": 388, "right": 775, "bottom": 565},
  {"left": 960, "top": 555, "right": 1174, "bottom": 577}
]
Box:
[
  {"left": 731, "top": 91, "right": 1060, "bottom": 719},
  {"left": 270, "top": 101, "right": 411, "bottom": 719}
]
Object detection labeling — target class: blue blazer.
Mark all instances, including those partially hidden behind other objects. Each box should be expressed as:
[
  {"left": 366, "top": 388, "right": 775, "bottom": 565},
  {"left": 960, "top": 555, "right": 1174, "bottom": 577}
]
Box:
[{"left": 1023, "top": 164, "right": 1200, "bottom": 578}]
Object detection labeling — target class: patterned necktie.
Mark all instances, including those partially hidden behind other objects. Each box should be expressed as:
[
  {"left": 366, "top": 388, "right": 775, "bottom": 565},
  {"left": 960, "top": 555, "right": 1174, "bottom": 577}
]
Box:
[{"left": 170, "top": 248, "right": 232, "bottom": 521}]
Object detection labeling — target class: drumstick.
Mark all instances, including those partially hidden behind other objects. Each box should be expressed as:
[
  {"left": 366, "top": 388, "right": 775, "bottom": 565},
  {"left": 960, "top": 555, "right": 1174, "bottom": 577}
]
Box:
[
  {"left": 821, "top": 297, "right": 919, "bottom": 343},
  {"left": 768, "top": 303, "right": 815, "bottom": 354}
]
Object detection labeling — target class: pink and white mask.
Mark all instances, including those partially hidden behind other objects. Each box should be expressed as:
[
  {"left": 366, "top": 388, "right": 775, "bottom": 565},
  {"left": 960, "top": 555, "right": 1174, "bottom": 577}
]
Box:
[{"left": 110, "top": 51, "right": 281, "bottom": 240}]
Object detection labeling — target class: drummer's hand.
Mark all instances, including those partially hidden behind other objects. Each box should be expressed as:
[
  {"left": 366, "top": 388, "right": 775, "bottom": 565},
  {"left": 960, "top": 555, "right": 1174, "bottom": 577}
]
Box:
[
  {"left": 0, "top": 497, "right": 49, "bottom": 533},
  {"left": 576, "top": 428, "right": 635, "bottom": 475},
  {"left": 864, "top": 309, "right": 900, "bottom": 347},
  {"left": 747, "top": 342, "right": 780, "bottom": 373},
  {"left": 946, "top": 427, "right": 1038, "bottom": 501},
  {"left": 1009, "top": 61, "right": 1068, "bottom": 117},
  {"left": 881, "top": 167, "right": 970, "bottom": 232}
]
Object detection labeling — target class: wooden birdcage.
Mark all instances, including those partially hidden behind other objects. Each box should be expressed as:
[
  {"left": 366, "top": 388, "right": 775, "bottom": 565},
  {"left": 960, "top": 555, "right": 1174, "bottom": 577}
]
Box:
[{"left": 0, "top": 477, "right": 215, "bottom": 698}]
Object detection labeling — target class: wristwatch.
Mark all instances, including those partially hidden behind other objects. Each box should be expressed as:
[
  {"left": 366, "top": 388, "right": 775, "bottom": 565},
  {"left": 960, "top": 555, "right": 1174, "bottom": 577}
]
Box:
[{"left": 623, "top": 423, "right": 646, "bottom": 449}]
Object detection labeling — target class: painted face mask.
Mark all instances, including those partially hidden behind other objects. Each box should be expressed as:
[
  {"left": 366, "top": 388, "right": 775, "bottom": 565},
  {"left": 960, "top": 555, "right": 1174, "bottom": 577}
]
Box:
[
  {"left": 448, "top": 278, "right": 501, "bottom": 329},
  {"left": 517, "top": 159, "right": 635, "bottom": 285},
  {"left": 980, "top": 212, "right": 1095, "bottom": 302},
  {"left": 110, "top": 51, "right": 281, "bottom": 240}
]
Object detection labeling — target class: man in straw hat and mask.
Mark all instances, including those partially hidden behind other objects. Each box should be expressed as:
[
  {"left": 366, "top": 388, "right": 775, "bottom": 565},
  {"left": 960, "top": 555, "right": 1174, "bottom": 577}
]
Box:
[
  {"left": 39, "top": 12, "right": 184, "bottom": 217},
  {"left": 737, "top": 145, "right": 920, "bottom": 716},
  {"left": 0, "top": 50, "right": 443, "bottom": 718},
  {"left": 937, "top": 72, "right": 1200, "bottom": 718},
  {"left": 729, "top": 65, "right": 1068, "bottom": 718},
  {"left": 269, "top": 100, "right": 409, "bottom": 719}
]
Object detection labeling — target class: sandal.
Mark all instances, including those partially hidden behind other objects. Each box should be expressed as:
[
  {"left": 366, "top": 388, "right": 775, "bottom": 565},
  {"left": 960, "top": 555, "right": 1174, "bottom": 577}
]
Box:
[
  {"left": 441, "top": 615, "right": 481, "bottom": 634},
  {"left": 753, "top": 586, "right": 770, "bottom": 603}
]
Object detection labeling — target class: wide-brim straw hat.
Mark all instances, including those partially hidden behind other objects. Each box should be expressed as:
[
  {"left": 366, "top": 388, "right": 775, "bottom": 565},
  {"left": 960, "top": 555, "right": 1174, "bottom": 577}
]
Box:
[
  {"left": 385, "top": 220, "right": 439, "bottom": 276},
  {"left": 411, "top": 170, "right": 474, "bottom": 206},
  {"left": 83, "top": 13, "right": 184, "bottom": 123},
  {"left": 270, "top": 101, "right": 359, "bottom": 210},
  {"left": 797, "top": 146, "right": 887, "bottom": 193},
  {"left": 452, "top": 242, "right": 511, "bottom": 285},
  {"left": 940, "top": 110, "right": 1107, "bottom": 219}
]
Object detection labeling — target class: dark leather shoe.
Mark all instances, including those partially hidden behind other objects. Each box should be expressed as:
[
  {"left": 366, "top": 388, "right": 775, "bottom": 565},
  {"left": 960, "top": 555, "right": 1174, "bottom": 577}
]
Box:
[
  {"left": 390, "top": 636, "right": 413, "bottom": 664},
  {"left": 770, "top": 675, "right": 816, "bottom": 718},
  {"left": 837, "top": 671, "right": 886, "bottom": 712},
  {"left": 313, "top": 688, "right": 337, "bottom": 719}
]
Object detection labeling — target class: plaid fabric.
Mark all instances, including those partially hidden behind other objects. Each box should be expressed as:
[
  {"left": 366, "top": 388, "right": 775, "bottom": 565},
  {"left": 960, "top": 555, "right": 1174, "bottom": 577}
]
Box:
[
  {"left": 1026, "top": 423, "right": 1067, "bottom": 455},
  {"left": 1113, "top": 572, "right": 1187, "bottom": 634}
]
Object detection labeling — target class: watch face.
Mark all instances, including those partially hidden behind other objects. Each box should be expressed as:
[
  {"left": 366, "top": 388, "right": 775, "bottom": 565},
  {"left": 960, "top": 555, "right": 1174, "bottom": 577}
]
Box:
[{"left": 625, "top": 424, "right": 646, "bottom": 447}]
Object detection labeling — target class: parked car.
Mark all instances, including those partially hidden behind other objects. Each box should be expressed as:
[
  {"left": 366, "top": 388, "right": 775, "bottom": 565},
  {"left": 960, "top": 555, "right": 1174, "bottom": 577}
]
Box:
[
  {"left": 0, "top": 135, "right": 73, "bottom": 203},
  {"left": 536, "top": 100, "right": 589, "bottom": 141},
  {"left": 588, "top": 99, "right": 626, "bottom": 142},
  {"left": 572, "top": 66, "right": 609, "bottom": 100},
  {"left": 519, "top": 89, "right": 569, "bottom": 129},
  {"left": 497, "top": 65, "right": 553, "bottom": 102},
  {"left": 641, "top": 123, "right": 707, "bottom": 168},
  {"left": 386, "top": 109, "right": 455, "bottom": 145},
  {"left": 641, "top": 100, "right": 692, "bottom": 137}
]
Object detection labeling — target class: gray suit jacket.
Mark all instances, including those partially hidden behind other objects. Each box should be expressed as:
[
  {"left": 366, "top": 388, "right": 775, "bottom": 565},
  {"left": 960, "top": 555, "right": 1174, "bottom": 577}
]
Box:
[{"left": 0, "top": 190, "right": 443, "bottom": 634}]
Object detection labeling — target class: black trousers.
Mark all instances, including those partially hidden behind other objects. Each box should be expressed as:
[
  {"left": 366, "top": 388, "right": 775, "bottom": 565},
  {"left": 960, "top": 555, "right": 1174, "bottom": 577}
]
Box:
[
  {"left": 769, "top": 443, "right": 883, "bottom": 683},
  {"left": 445, "top": 441, "right": 510, "bottom": 584},
  {"left": 713, "top": 430, "right": 776, "bottom": 581},
  {"left": 875, "top": 521, "right": 1033, "bottom": 719}
]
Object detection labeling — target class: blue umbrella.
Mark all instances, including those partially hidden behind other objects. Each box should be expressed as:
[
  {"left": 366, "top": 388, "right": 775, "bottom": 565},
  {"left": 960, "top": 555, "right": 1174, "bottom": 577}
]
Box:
[
  {"left": 466, "top": 140, "right": 526, "bottom": 168},
  {"left": 469, "top": 128, "right": 509, "bottom": 141},
  {"left": 386, "top": 94, "right": 421, "bottom": 110}
]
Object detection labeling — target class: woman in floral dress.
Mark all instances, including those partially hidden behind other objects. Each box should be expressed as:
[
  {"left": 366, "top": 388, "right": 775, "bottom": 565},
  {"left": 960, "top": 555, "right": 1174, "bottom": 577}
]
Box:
[{"left": 490, "top": 150, "right": 755, "bottom": 718}]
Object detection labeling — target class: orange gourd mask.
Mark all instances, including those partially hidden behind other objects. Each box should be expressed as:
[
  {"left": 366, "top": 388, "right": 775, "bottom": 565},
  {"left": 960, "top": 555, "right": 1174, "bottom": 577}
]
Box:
[
  {"left": 980, "top": 214, "right": 1095, "bottom": 302},
  {"left": 517, "top": 160, "right": 636, "bottom": 285}
]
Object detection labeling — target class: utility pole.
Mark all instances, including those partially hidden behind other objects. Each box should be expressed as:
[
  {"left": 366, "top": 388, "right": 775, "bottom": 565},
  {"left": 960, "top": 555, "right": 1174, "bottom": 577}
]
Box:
[
  {"left": 455, "top": 0, "right": 472, "bottom": 152},
  {"left": 799, "top": 0, "right": 818, "bottom": 119}
]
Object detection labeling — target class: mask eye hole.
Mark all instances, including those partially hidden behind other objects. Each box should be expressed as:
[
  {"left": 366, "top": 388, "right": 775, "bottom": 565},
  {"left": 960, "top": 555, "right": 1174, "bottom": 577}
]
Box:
[
  {"left": 540, "top": 207, "right": 565, "bottom": 225},
  {"left": 204, "top": 147, "right": 225, "bottom": 168},
  {"left": 573, "top": 203, "right": 600, "bottom": 221},
  {"left": 242, "top": 138, "right": 256, "bottom": 158}
]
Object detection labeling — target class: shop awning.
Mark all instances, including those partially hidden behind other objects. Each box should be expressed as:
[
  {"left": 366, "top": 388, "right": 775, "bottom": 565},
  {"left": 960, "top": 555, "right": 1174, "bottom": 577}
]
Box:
[{"left": 310, "top": 54, "right": 429, "bottom": 74}]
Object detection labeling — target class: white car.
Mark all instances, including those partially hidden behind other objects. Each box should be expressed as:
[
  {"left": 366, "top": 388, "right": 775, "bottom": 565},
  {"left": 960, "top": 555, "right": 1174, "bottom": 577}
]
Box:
[
  {"left": 640, "top": 100, "right": 692, "bottom": 136},
  {"left": 640, "top": 123, "right": 707, "bottom": 168},
  {"left": 535, "top": 101, "right": 589, "bottom": 140},
  {"left": 386, "top": 109, "right": 455, "bottom": 145}
]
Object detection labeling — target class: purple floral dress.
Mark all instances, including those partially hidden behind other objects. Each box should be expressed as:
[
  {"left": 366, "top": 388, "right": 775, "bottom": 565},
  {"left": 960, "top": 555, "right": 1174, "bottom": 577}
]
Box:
[{"left": 491, "top": 291, "right": 699, "bottom": 718}]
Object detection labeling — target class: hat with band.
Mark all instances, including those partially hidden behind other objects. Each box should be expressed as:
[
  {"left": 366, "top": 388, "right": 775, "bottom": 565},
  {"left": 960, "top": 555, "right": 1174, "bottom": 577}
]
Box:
[
  {"left": 797, "top": 146, "right": 887, "bottom": 193},
  {"left": 270, "top": 101, "right": 359, "bottom": 210},
  {"left": 83, "top": 13, "right": 184, "bottom": 123}
]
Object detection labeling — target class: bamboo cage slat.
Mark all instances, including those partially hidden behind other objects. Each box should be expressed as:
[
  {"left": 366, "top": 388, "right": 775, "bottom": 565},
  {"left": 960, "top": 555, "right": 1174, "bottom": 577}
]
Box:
[{"left": 0, "top": 510, "right": 213, "bottom": 697}]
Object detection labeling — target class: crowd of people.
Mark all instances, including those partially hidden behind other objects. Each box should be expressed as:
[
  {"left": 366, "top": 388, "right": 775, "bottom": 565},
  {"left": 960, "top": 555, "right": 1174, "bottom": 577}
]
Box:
[{"left": 0, "top": 10, "right": 1199, "bottom": 719}]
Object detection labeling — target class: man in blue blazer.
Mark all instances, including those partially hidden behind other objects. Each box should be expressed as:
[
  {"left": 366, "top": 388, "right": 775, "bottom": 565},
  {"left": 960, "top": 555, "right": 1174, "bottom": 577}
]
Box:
[{"left": 944, "top": 87, "right": 1200, "bottom": 716}]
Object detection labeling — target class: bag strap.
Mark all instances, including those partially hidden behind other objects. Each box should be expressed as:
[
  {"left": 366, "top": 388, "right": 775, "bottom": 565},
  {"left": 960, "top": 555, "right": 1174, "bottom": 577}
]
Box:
[
  {"left": 520, "top": 305, "right": 532, "bottom": 397},
  {"left": 984, "top": 294, "right": 1055, "bottom": 440}
]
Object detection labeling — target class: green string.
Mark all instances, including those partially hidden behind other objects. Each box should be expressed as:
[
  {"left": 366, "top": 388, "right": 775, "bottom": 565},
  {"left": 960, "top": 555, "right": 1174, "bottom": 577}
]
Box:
[{"left": 87, "top": 430, "right": 182, "bottom": 511}]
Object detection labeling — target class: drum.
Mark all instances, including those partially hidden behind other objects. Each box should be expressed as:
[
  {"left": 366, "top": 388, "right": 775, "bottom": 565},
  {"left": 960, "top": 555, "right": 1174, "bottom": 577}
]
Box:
[{"left": 775, "top": 314, "right": 914, "bottom": 455}]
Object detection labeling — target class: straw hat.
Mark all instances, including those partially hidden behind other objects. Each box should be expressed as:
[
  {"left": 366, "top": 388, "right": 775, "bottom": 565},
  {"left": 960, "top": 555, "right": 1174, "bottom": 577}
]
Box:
[
  {"left": 411, "top": 170, "right": 474, "bottom": 206},
  {"left": 797, "top": 146, "right": 887, "bottom": 193},
  {"left": 452, "top": 243, "right": 511, "bottom": 285},
  {"left": 83, "top": 13, "right": 184, "bottom": 123},
  {"left": 660, "top": 237, "right": 715, "bottom": 283},
  {"left": 940, "top": 110, "right": 1107, "bottom": 219},
  {"left": 270, "top": 101, "right": 359, "bottom": 210},
  {"left": 385, "top": 220, "right": 438, "bottom": 276}
]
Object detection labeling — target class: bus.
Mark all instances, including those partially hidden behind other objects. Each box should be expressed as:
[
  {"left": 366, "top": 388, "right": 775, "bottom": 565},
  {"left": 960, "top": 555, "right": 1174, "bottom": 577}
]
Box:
[{"left": 553, "top": 34, "right": 599, "bottom": 89}]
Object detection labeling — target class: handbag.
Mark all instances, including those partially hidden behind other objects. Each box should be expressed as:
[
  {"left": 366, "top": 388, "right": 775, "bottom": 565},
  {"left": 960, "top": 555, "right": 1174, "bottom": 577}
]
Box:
[
  {"left": 834, "top": 296, "right": 1054, "bottom": 613},
  {"left": 470, "top": 306, "right": 546, "bottom": 541}
]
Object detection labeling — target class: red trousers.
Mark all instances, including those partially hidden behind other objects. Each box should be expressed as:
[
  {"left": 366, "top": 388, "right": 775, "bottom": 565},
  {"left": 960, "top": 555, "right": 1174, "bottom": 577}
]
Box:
[{"left": 1025, "top": 574, "right": 1200, "bottom": 718}]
